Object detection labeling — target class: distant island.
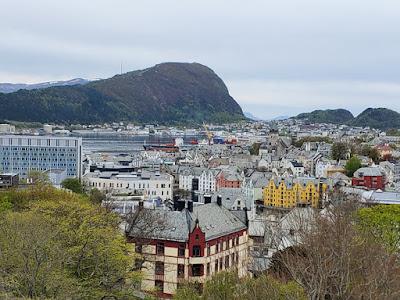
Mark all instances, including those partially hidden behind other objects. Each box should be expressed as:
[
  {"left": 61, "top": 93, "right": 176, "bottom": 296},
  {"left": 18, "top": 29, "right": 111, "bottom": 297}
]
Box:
[
  {"left": 294, "top": 107, "right": 400, "bottom": 130},
  {"left": 0, "top": 62, "right": 245, "bottom": 125}
]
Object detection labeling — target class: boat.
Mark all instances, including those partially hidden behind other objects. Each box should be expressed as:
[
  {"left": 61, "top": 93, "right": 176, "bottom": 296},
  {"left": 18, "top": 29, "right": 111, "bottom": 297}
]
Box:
[
  {"left": 143, "top": 144, "right": 179, "bottom": 152},
  {"left": 190, "top": 139, "right": 198, "bottom": 145}
]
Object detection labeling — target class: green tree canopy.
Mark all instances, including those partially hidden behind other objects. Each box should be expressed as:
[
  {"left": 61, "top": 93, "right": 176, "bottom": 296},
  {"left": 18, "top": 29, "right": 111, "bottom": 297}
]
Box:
[
  {"left": 174, "top": 271, "right": 306, "bottom": 300},
  {"left": 358, "top": 205, "right": 400, "bottom": 252},
  {"left": 61, "top": 177, "right": 84, "bottom": 194},
  {"left": 345, "top": 156, "right": 362, "bottom": 177},
  {"left": 332, "top": 142, "right": 348, "bottom": 160},
  {"left": 0, "top": 186, "right": 139, "bottom": 299}
]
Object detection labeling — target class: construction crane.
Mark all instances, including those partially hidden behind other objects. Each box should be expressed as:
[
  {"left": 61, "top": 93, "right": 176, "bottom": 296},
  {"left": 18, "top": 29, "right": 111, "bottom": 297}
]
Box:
[{"left": 202, "top": 123, "right": 213, "bottom": 145}]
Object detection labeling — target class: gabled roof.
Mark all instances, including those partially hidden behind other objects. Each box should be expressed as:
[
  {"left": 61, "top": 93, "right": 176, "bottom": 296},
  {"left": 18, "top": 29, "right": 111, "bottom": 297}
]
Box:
[{"left": 126, "top": 203, "right": 247, "bottom": 242}]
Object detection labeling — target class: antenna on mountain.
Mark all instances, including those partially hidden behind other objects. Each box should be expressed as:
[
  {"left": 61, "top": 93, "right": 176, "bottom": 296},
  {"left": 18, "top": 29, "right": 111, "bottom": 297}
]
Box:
[{"left": 120, "top": 62, "right": 123, "bottom": 75}]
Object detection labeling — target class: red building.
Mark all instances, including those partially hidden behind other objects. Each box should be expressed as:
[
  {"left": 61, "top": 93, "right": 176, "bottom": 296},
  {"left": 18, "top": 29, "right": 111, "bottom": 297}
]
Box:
[
  {"left": 352, "top": 167, "right": 385, "bottom": 190},
  {"left": 216, "top": 171, "right": 242, "bottom": 190},
  {"left": 126, "top": 201, "right": 249, "bottom": 297}
]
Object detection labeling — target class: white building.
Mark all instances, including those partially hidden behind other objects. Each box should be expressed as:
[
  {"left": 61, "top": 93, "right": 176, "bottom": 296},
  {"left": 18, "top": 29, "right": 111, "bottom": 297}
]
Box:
[
  {"left": 0, "top": 124, "right": 16, "bottom": 134},
  {"left": 0, "top": 135, "right": 82, "bottom": 179},
  {"left": 179, "top": 167, "right": 218, "bottom": 193},
  {"left": 84, "top": 171, "right": 173, "bottom": 200}
]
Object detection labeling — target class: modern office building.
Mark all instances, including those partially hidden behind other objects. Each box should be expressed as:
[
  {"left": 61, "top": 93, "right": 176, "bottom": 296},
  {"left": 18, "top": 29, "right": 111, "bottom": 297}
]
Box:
[{"left": 0, "top": 135, "right": 82, "bottom": 179}]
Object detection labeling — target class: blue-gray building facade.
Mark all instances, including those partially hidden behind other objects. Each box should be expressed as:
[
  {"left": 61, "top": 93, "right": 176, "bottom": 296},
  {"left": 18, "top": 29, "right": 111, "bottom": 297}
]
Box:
[{"left": 0, "top": 135, "right": 82, "bottom": 179}]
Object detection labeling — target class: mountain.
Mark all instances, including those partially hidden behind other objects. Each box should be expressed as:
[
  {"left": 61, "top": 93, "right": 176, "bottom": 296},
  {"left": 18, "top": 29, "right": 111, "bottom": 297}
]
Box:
[
  {"left": 294, "top": 107, "right": 400, "bottom": 130},
  {"left": 0, "top": 63, "right": 244, "bottom": 124},
  {"left": 270, "top": 115, "right": 290, "bottom": 121},
  {"left": 0, "top": 78, "right": 89, "bottom": 93},
  {"left": 295, "top": 109, "right": 354, "bottom": 124},
  {"left": 244, "top": 111, "right": 263, "bottom": 121},
  {"left": 351, "top": 108, "right": 400, "bottom": 130}
]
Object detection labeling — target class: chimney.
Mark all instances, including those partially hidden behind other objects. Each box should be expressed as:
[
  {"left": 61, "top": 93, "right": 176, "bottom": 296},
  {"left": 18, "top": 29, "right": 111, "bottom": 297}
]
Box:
[
  {"left": 187, "top": 200, "right": 194, "bottom": 213},
  {"left": 217, "top": 195, "right": 222, "bottom": 207}
]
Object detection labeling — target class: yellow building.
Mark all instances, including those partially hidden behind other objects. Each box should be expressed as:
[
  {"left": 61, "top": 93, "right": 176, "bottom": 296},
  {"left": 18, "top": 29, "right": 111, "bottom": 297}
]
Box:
[{"left": 263, "top": 178, "right": 328, "bottom": 209}]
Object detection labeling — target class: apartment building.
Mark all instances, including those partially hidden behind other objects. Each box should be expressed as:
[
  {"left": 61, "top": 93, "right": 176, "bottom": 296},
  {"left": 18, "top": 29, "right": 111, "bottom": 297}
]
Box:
[
  {"left": 352, "top": 167, "right": 385, "bottom": 190},
  {"left": 179, "top": 167, "right": 218, "bottom": 193},
  {"left": 83, "top": 170, "right": 173, "bottom": 200},
  {"left": 126, "top": 201, "right": 249, "bottom": 297},
  {"left": 263, "top": 177, "right": 328, "bottom": 209},
  {"left": 0, "top": 135, "right": 82, "bottom": 179}
]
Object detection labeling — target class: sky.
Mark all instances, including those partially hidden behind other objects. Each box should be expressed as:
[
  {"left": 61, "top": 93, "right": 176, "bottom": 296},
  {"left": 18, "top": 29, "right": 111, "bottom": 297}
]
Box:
[{"left": 1, "top": 0, "right": 400, "bottom": 119}]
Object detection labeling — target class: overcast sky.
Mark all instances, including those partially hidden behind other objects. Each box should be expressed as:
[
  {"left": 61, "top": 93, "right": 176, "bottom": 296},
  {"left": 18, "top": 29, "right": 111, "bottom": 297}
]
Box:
[{"left": 1, "top": 0, "right": 400, "bottom": 119}]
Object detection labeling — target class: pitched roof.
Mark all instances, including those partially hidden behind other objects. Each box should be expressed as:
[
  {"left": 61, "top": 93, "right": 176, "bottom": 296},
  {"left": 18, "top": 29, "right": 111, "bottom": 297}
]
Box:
[{"left": 126, "top": 203, "right": 247, "bottom": 242}]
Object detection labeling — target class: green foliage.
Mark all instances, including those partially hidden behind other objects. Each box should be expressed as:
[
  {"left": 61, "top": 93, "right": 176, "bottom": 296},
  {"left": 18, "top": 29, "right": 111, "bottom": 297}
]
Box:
[
  {"left": 28, "top": 170, "right": 50, "bottom": 185},
  {"left": 345, "top": 156, "right": 362, "bottom": 177},
  {"left": 295, "top": 107, "right": 400, "bottom": 130},
  {"left": 249, "top": 143, "right": 261, "bottom": 155},
  {"left": 386, "top": 129, "right": 400, "bottom": 136},
  {"left": 0, "top": 193, "right": 12, "bottom": 213},
  {"left": 174, "top": 271, "right": 306, "bottom": 300},
  {"left": 295, "top": 109, "right": 354, "bottom": 124},
  {"left": 61, "top": 178, "right": 84, "bottom": 194},
  {"left": 0, "top": 63, "right": 244, "bottom": 125},
  {"left": 358, "top": 205, "right": 400, "bottom": 252},
  {"left": 332, "top": 142, "right": 349, "bottom": 160},
  {"left": 0, "top": 186, "right": 140, "bottom": 299},
  {"left": 89, "top": 188, "right": 107, "bottom": 204},
  {"left": 350, "top": 108, "right": 400, "bottom": 130}
]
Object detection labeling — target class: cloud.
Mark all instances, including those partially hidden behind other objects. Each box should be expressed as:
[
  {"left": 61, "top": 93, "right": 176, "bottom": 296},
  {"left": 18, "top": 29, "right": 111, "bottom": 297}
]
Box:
[
  {"left": 1, "top": 0, "right": 400, "bottom": 117},
  {"left": 227, "top": 79, "right": 400, "bottom": 119}
]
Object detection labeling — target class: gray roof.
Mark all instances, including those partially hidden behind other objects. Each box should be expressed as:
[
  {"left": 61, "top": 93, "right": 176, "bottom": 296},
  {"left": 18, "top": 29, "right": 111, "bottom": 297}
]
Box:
[
  {"left": 193, "top": 203, "right": 247, "bottom": 240},
  {"left": 127, "top": 203, "right": 247, "bottom": 242},
  {"left": 354, "top": 167, "right": 383, "bottom": 178}
]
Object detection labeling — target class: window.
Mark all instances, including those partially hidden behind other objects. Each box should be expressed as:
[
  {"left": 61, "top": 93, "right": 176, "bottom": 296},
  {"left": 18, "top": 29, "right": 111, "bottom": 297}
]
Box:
[
  {"left": 155, "top": 280, "right": 164, "bottom": 292},
  {"left": 156, "top": 242, "right": 165, "bottom": 255},
  {"left": 225, "top": 255, "right": 230, "bottom": 269},
  {"left": 215, "top": 259, "right": 219, "bottom": 272},
  {"left": 155, "top": 261, "right": 164, "bottom": 275},
  {"left": 178, "top": 244, "right": 185, "bottom": 257},
  {"left": 206, "top": 263, "right": 210, "bottom": 276},
  {"left": 191, "top": 264, "right": 203, "bottom": 277},
  {"left": 216, "top": 242, "right": 219, "bottom": 253},
  {"left": 207, "top": 243, "right": 211, "bottom": 256},
  {"left": 177, "top": 264, "right": 185, "bottom": 278},
  {"left": 236, "top": 236, "right": 239, "bottom": 245},
  {"left": 135, "top": 243, "right": 142, "bottom": 254},
  {"left": 231, "top": 253, "right": 235, "bottom": 265},
  {"left": 192, "top": 245, "right": 201, "bottom": 257}
]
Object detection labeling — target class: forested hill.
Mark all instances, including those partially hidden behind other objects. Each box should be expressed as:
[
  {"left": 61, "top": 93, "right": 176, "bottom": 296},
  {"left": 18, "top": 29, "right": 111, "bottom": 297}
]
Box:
[
  {"left": 294, "top": 108, "right": 400, "bottom": 130},
  {"left": 295, "top": 109, "right": 355, "bottom": 124},
  {"left": 0, "top": 62, "right": 245, "bottom": 125}
]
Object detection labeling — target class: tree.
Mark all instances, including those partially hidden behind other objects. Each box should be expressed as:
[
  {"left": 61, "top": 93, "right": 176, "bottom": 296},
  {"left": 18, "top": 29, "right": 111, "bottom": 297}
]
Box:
[
  {"left": 270, "top": 201, "right": 400, "bottom": 299},
  {"left": 249, "top": 143, "right": 261, "bottom": 156},
  {"left": 358, "top": 205, "right": 400, "bottom": 252},
  {"left": 61, "top": 178, "right": 84, "bottom": 194},
  {"left": 360, "top": 145, "right": 380, "bottom": 162},
  {"left": 331, "top": 142, "right": 348, "bottom": 160},
  {"left": 174, "top": 271, "right": 306, "bottom": 300},
  {"left": 0, "top": 212, "right": 79, "bottom": 299},
  {"left": 27, "top": 170, "right": 50, "bottom": 186},
  {"left": 0, "top": 187, "right": 140, "bottom": 299},
  {"left": 345, "top": 156, "right": 361, "bottom": 177},
  {"left": 89, "top": 188, "right": 107, "bottom": 204}
]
